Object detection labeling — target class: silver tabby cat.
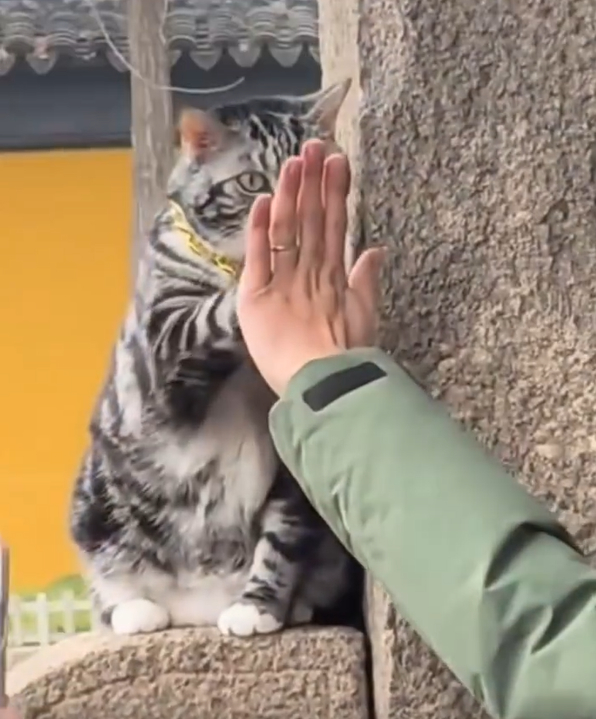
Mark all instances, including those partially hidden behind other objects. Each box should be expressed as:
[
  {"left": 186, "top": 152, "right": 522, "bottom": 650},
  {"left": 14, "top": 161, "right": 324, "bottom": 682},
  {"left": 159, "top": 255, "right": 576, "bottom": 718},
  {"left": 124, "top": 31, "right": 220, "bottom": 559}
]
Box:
[{"left": 69, "top": 79, "right": 355, "bottom": 637}]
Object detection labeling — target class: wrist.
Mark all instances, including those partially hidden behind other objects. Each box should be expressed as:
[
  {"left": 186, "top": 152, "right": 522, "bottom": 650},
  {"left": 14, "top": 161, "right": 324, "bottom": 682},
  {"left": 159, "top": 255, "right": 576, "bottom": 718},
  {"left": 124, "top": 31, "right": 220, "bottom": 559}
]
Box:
[
  {"left": 275, "top": 346, "right": 343, "bottom": 396},
  {"left": 275, "top": 346, "right": 390, "bottom": 403}
]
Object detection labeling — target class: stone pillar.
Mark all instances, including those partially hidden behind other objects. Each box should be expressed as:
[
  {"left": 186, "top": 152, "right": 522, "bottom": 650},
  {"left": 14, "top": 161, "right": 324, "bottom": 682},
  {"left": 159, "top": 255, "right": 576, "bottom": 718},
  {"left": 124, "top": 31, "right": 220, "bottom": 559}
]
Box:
[{"left": 319, "top": 0, "right": 596, "bottom": 717}]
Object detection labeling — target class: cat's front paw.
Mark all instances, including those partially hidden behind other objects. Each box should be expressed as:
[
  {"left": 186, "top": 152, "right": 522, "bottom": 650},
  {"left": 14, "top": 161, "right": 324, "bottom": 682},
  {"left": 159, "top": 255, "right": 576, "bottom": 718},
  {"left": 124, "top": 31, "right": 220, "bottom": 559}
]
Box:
[
  {"left": 217, "top": 601, "right": 283, "bottom": 637},
  {"left": 111, "top": 598, "right": 170, "bottom": 635}
]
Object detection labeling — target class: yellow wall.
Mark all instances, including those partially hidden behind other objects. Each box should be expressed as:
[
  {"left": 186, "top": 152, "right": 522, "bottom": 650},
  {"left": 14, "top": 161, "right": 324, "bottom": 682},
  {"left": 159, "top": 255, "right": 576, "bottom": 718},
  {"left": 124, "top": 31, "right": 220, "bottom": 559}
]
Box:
[{"left": 0, "top": 148, "right": 132, "bottom": 592}]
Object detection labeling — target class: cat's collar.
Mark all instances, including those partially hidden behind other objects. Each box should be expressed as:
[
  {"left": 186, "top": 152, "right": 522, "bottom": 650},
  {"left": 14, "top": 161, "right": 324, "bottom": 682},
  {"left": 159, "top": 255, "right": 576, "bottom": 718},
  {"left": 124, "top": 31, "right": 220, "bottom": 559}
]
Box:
[{"left": 168, "top": 200, "right": 241, "bottom": 280}]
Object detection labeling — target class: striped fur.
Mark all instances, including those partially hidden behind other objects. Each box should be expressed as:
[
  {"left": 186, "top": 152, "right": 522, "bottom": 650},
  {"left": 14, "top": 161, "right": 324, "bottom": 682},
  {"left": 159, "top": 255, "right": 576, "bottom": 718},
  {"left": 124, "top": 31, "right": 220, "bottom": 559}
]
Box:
[{"left": 69, "top": 81, "right": 357, "bottom": 637}]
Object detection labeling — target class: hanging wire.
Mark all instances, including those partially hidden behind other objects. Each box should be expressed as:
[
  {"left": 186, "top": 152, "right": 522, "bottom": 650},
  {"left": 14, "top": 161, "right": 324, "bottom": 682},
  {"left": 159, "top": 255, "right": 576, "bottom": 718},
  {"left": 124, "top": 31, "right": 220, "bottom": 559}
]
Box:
[{"left": 83, "top": 0, "right": 246, "bottom": 95}]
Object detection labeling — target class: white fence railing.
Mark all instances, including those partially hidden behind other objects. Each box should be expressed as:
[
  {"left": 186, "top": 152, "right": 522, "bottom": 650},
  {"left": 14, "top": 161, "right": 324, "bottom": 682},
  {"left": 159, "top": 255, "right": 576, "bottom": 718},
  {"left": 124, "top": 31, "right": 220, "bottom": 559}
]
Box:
[{"left": 8, "top": 592, "right": 99, "bottom": 647}]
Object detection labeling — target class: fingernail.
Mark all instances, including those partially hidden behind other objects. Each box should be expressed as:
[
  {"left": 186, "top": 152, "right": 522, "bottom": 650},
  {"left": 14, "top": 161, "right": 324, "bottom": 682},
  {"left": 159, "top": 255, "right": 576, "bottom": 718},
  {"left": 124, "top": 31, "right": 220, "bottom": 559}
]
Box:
[
  {"left": 303, "top": 139, "right": 325, "bottom": 162},
  {"left": 281, "top": 157, "right": 302, "bottom": 185},
  {"left": 290, "top": 158, "right": 303, "bottom": 177},
  {"left": 325, "top": 153, "right": 348, "bottom": 172}
]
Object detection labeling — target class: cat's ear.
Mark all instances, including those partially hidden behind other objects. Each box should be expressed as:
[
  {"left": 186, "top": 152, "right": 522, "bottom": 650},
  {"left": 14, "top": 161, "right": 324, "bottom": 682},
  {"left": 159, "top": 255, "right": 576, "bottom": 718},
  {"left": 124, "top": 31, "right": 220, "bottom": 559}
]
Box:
[
  {"left": 178, "top": 108, "right": 227, "bottom": 158},
  {"left": 303, "top": 78, "right": 352, "bottom": 136}
]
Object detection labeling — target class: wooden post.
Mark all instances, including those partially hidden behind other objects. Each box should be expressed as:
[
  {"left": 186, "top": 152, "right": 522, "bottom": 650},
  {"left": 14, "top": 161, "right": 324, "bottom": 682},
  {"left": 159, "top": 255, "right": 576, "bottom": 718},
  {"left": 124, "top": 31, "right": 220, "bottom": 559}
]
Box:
[{"left": 127, "top": 0, "right": 174, "bottom": 280}]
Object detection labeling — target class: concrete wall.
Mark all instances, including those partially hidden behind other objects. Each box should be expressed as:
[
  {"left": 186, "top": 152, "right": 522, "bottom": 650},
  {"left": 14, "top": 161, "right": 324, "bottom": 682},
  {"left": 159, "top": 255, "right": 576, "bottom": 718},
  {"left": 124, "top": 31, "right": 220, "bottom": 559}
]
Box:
[{"left": 319, "top": 0, "right": 596, "bottom": 717}]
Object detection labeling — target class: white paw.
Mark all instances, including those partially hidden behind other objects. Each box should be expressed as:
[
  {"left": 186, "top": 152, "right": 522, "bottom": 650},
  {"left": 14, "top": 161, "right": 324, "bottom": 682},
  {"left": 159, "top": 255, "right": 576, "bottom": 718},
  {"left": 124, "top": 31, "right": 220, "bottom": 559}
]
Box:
[
  {"left": 111, "top": 599, "right": 170, "bottom": 635},
  {"left": 290, "top": 601, "right": 314, "bottom": 626},
  {"left": 217, "top": 602, "right": 283, "bottom": 637}
]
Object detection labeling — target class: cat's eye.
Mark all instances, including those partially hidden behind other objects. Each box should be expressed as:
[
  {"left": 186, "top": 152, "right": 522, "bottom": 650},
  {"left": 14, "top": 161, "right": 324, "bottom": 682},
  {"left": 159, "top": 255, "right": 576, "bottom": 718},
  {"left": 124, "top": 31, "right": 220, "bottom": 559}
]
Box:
[{"left": 236, "top": 171, "right": 270, "bottom": 195}]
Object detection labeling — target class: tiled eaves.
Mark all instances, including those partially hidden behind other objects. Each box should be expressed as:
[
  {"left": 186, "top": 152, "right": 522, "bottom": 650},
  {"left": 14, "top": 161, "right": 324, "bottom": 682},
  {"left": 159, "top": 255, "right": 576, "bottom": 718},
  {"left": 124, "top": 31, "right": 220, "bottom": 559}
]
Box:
[{"left": 0, "top": 0, "right": 320, "bottom": 75}]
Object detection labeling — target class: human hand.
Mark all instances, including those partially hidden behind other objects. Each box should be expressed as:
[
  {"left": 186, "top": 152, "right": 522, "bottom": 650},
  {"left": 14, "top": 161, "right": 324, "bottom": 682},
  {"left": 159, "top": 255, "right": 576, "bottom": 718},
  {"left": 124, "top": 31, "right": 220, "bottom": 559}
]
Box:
[{"left": 237, "top": 139, "right": 385, "bottom": 396}]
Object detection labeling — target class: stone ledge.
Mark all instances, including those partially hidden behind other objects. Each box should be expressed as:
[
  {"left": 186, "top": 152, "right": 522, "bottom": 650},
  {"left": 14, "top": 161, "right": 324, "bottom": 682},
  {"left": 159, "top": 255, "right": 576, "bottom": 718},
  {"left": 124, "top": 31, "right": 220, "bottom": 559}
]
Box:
[
  {"left": 8, "top": 626, "right": 368, "bottom": 719},
  {"left": 7, "top": 648, "right": 38, "bottom": 672}
]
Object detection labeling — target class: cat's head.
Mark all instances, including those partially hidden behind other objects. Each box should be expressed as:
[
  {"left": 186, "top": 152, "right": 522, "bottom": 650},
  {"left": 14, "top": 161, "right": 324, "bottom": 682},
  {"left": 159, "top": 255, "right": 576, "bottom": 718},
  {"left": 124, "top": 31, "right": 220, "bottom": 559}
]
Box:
[{"left": 167, "top": 78, "right": 351, "bottom": 262}]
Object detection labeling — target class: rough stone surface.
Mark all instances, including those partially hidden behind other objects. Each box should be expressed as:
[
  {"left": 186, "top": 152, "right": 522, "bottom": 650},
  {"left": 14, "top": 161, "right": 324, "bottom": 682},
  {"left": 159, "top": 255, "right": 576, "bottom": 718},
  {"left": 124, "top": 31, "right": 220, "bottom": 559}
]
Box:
[
  {"left": 320, "top": 0, "right": 596, "bottom": 717},
  {"left": 7, "top": 627, "right": 367, "bottom": 719},
  {"left": 318, "top": 0, "right": 362, "bottom": 268}
]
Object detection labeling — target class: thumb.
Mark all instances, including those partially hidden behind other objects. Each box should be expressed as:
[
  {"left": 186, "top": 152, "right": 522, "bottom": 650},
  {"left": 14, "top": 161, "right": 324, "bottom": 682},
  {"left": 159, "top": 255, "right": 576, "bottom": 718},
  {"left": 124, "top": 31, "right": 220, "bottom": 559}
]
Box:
[
  {"left": 239, "top": 194, "right": 272, "bottom": 296},
  {"left": 347, "top": 247, "right": 386, "bottom": 312}
]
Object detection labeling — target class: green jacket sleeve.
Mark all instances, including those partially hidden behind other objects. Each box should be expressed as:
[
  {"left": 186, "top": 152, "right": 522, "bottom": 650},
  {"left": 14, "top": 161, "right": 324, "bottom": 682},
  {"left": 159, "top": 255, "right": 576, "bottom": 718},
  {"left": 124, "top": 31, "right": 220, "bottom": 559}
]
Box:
[{"left": 269, "top": 347, "right": 596, "bottom": 719}]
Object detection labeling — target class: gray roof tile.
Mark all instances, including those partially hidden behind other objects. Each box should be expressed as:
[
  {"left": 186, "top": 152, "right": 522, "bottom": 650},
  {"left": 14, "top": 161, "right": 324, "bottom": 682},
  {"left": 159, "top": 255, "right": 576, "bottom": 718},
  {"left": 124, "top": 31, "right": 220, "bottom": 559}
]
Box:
[{"left": 0, "top": 0, "right": 320, "bottom": 75}]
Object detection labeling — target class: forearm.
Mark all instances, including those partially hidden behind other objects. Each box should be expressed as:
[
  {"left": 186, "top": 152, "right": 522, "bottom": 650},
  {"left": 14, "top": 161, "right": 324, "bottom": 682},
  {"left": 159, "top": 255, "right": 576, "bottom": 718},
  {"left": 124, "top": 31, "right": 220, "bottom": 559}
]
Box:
[{"left": 269, "top": 347, "right": 596, "bottom": 718}]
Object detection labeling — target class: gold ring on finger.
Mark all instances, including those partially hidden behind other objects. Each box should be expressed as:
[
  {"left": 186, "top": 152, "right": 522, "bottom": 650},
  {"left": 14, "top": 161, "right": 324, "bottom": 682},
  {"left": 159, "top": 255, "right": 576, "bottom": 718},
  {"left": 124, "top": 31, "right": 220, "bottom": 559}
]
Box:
[{"left": 270, "top": 244, "right": 297, "bottom": 253}]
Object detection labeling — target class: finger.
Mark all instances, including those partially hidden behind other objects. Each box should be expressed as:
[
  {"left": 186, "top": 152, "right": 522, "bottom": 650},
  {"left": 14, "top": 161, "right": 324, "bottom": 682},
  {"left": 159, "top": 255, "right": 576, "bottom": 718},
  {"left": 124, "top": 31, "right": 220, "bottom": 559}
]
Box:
[
  {"left": 269, "top": 157, "right": 302, "bottom": 282},
  {"left": 322, "top": 153, "right": 351, "bottom": 276},
  {"left": 348, "top": 247, "right": 387, "bottom": 315},
  {"left": 0, "top": 707, "right": 22, "bottom": 719},
  {"left": 296, "top": 139, "right": 326, "bottom": 274},
  {"left": 239, "top": 194, "right": 272, "bottom": 295}
]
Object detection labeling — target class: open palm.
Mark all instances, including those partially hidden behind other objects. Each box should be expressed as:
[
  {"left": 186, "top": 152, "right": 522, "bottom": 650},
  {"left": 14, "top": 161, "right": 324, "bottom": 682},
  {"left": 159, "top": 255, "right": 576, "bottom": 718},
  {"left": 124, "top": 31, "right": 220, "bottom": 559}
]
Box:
[{"left": 238, "top": 140, "right": 385, "bottom": 395}]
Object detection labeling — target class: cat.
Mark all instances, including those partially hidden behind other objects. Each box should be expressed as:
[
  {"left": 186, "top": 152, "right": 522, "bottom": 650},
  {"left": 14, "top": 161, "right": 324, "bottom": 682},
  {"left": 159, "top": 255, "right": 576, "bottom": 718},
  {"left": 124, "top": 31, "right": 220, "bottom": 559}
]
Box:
[{"left": 69, "top": 79, "right": 358, "bottom": 638}]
